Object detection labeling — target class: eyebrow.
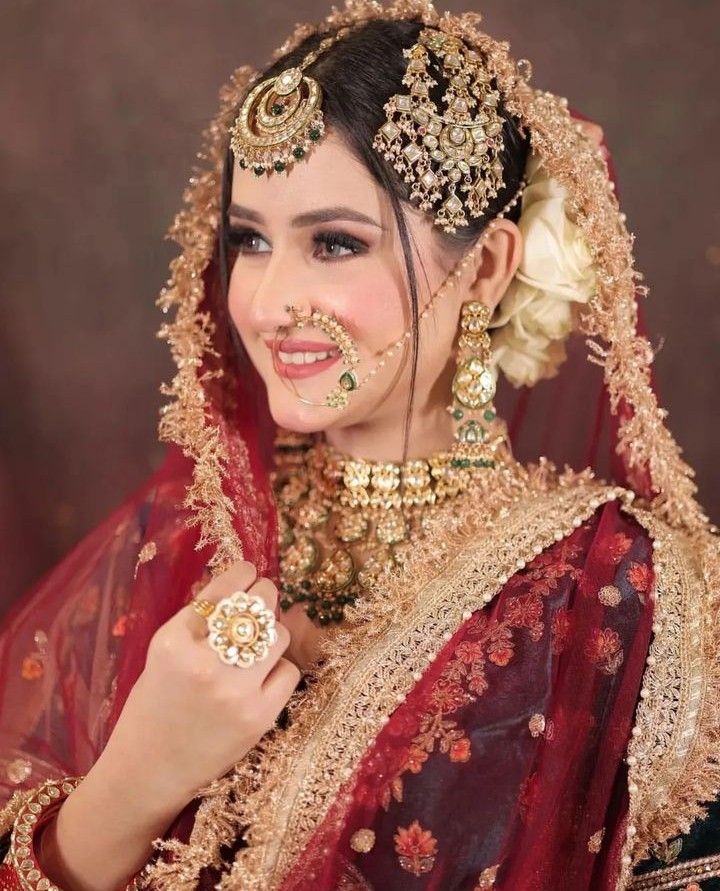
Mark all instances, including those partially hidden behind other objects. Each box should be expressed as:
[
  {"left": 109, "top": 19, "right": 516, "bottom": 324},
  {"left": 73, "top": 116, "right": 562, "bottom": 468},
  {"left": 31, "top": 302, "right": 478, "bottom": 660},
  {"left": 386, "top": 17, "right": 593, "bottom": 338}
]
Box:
[{"left": 227, "top": 202, "right": 384, "bottom": 230}]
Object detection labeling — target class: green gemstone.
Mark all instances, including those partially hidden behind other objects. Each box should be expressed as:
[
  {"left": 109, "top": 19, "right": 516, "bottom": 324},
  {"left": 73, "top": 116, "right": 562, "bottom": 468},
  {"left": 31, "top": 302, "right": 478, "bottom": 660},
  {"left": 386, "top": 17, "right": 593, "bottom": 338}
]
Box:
[
  {"left": 271, "top": 103, "right": 284, "bottom": 115},
  {"left": 309, "top": 128, "right": 321, "bottom": 141},
  {"left": 253, "top": 166, "right": 265, "bottom": 176},
  {"left": 483, "top": 409, "right": 496, "bottom": 421},
  {"left": 238, "top": 158, "right": 247, "bottom": 169},
  {"left": 452, "top": 408, "right": 464, "bottom": 420},
  {"left": 306, "top": 605, "right": 318, "bottom": 619},
  {"left": 292, "top": 146, "right": 305, "bottom": 159},
  {"left": 339, "top": 370, "right": 358, "bottom": 392},
  {"left": 279, "top": 598, "right": 292, "bottom": 610},
  {"left": 318, "top": 613, "right": 331, "bottom": 626},
  {"left": 300, "top": 579, "right": 311, "bottom": 590},
  {"left": 273, "top": 160, "right": 286, "bottom": 172}
]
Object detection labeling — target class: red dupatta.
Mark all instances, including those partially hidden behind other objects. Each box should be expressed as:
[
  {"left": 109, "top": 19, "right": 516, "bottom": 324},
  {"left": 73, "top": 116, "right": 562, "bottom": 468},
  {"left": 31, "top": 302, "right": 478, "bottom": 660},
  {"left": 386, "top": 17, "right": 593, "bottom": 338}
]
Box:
[{"left": 2, "top": 4, "right": 718, "bottom": 890}]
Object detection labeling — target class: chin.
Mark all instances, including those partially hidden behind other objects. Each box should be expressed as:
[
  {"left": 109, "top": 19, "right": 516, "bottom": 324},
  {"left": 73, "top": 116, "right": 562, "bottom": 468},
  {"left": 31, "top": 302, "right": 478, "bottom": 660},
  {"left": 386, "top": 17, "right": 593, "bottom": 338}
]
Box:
[{"left": 265, "top": 384, "right": 334, "bottom": 434}]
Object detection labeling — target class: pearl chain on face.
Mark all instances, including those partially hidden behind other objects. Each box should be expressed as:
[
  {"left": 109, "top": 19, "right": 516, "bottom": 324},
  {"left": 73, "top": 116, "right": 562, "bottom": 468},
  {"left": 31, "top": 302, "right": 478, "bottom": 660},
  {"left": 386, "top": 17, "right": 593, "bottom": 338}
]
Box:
[{"left": 338, "top": 178, "right": 527, "bottom": 391}]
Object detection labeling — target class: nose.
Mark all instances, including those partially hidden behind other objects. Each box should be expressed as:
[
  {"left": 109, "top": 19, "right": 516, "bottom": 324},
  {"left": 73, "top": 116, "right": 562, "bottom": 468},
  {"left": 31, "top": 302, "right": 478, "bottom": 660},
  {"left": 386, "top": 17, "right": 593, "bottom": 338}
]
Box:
[{"left": 243, "top": 247, "right": 308, "bottom": 333}]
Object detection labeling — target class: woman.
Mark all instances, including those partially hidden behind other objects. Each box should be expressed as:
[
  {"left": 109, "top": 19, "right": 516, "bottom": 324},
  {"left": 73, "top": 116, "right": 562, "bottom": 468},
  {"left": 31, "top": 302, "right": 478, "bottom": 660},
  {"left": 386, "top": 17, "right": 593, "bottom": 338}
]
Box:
[{"left": 0, "top": 2, "right": 718, "bottom": 889}]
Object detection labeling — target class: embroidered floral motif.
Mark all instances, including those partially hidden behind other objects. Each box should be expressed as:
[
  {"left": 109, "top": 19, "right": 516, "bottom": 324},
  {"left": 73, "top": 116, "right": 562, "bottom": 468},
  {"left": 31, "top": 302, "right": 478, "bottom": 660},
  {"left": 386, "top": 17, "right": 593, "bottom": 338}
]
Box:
[
  {"left": 449, "top": 737, "right": 472, "bottom": 762},
  {"left": 588, "top": 827, "right": 605, "bottom": 853},
  {"left": 394, "top": 820, "right": 438, "bottom": 876},
  {"left": 111, "top": 614, "right": 128, "bottom": 637},
  {"left": 5, "top": 758, "right": 32, "bottom": 785},
  {"left": 598, "top": 584, "right": 622, "bottom": 607},
  {"left": 627, "top": 560, "right": 653, "bottom": 603},
  {"left": 474, "top": 863, "right": 499, "bottom": 888},
  {"left": 650, "top": 837, "right": 683, "bottom": 865},
  {"left": 379, "top": 535, "right": 589, "bottom": 809},
  {"left": 20, "top": 654, "right": 44, "bottom": 681},
  {"left": 599, "top": 531, "right": 633, "bottom": 565},
  {"left": 550, "top": 607, "right": 572, "bottom": 653},
  {"left": 134, "top": 540, "right": 158, "bottom": 577},
  {"left": 585, "top": 627, "right": 624, "bottom": 675},
  {"left": 528, "top": 714, "right": 546, "bottom": 737}
]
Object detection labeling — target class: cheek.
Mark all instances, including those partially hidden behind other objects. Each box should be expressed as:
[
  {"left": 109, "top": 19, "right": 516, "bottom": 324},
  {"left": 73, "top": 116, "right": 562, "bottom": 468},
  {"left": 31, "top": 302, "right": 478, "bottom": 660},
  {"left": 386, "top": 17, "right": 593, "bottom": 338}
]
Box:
[{"left": 335, "top": 269, "right": 407, "bottom": 351}]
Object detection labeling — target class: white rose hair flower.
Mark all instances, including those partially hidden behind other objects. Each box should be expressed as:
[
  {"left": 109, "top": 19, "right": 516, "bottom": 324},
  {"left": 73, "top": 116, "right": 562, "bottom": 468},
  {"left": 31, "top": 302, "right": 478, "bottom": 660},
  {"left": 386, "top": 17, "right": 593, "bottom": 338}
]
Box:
[{"left": 488, "top": 152, "right": 597, "bottom": 388}]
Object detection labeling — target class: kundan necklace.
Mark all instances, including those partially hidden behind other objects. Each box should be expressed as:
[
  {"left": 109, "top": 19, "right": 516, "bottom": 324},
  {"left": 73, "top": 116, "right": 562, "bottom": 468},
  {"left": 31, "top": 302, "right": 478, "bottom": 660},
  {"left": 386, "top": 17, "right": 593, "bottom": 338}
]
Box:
[{"left": 273, "top": 428, "right": 511, "bottom": 626}]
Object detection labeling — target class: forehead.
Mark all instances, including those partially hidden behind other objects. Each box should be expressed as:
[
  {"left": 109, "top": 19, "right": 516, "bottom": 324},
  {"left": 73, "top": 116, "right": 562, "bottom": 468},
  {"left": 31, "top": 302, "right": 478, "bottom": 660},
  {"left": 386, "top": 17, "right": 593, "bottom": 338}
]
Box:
[{"left": 229, "top": 130, "right": 387, "bottom": 223}]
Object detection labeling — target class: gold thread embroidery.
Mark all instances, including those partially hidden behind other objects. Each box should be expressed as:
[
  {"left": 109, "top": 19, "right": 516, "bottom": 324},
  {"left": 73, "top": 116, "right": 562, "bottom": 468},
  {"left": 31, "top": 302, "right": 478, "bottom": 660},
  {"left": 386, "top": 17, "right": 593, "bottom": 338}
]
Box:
[
  {"left": 134, "top": 541, "right": 158, "bottom": 577},
  {"left": 617, "top": 507, "right": 720, "bottom": 889},
  {"left": 220, "top": 482, "right": 621, "bottom": 890},
  {"left": 628, "top": 853, "right": 720, "bottom": 890},
  {"left": 588, "top": 827, "right": 605, "bottom": 854}
]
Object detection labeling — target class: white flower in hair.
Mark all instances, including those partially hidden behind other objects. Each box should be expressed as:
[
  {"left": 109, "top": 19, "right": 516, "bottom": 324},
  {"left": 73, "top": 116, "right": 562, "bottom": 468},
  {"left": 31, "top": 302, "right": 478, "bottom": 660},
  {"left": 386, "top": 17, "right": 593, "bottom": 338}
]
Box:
[{"left": 489, "top": 152, "right": 597, "bottom": 388}]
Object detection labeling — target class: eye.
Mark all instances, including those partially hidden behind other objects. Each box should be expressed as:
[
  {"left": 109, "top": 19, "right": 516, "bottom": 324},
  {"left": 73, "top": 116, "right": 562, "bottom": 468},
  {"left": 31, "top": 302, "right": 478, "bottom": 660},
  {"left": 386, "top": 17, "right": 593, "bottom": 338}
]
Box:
[
  {"left": 225, "top": 226, "right": 270, "bottom": 254},
  {"left": 313, "top": 230, "right": 368, "bottom": 261}
]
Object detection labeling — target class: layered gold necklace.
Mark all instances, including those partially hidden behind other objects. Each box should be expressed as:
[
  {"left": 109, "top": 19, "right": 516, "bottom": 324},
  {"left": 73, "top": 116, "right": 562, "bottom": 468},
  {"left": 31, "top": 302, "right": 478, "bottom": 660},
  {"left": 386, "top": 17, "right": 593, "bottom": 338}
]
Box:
[{"left": 273, "top": 429, "right": 514, "bottom": 625}]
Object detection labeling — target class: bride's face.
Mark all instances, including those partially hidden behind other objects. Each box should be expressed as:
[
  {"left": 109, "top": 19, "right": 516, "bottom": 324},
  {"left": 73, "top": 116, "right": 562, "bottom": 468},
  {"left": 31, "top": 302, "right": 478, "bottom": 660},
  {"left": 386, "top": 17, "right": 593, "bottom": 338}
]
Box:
[{"left": 226, "top": 129, "right": 517, "bottom": 443}]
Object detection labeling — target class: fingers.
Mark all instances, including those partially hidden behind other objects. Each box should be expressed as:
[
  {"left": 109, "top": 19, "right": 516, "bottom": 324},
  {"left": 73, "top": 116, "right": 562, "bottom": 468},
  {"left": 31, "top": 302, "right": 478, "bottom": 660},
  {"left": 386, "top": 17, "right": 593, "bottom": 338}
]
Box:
[
  {"left": 179, "top": 560, "right": 260, "bottom": 635},
  {"left": 200, "top": 560, "right": 259, "bottom": 604},
  {"left": 261, "top": 655, "right": 302, "bottom": 704}
]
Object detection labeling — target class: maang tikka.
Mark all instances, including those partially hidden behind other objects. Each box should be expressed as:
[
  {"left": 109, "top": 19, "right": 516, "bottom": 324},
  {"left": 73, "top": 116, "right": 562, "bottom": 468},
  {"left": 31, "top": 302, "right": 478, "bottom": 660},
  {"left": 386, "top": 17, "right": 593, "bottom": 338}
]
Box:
[{"left": 230, "top": 27, "right": 353, "bottom": 175}]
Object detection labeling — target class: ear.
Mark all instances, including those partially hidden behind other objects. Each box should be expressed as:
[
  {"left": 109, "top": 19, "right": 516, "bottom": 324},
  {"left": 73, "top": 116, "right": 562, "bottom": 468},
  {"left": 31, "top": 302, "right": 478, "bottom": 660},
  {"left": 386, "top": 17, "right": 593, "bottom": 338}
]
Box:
[{"left": 463, "top": 219, "right": 523, "bottom": 313}]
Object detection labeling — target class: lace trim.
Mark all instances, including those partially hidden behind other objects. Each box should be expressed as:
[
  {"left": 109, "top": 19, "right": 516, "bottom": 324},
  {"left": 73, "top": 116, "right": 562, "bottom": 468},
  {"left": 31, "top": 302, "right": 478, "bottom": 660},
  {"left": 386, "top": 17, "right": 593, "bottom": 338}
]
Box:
[{"left": 616, "top": 508, "right": 720, "bottom": 888}]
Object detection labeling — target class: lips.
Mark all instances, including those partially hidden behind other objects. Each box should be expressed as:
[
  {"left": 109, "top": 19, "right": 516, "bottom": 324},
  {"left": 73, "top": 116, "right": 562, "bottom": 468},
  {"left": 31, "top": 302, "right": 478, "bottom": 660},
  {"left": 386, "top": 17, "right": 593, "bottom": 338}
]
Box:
[{"left": 264, "top": 338, "right": 342, "bottom": 380}]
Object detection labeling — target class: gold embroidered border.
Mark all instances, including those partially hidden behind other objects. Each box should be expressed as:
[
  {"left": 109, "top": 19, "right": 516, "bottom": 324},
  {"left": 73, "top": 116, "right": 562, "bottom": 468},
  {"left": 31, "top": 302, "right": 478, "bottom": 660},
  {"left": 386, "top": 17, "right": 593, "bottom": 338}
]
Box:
[
  {"left": 629, "top": 853, "right": 720, "bottom": 890},
  {"left": 225, "top": 482, "right": 624, "bottom": 889},
  {"left": 616, "top": 508, "right": 720, "bottom": 889}
]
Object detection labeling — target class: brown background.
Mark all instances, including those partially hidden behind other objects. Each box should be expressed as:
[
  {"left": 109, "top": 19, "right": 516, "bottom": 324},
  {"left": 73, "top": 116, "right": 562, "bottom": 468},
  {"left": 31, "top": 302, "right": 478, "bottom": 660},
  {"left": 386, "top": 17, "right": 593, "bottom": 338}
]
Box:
[{"left": 1, "top": 1, "right": 718, "bottom": 612}]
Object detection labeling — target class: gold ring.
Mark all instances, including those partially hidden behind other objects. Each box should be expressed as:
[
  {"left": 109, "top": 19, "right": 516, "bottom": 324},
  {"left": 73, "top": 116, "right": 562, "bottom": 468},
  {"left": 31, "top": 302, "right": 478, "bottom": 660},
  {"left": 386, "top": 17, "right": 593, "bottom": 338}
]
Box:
[
  {"left": 204, "top": 590, "right": 278, "bottom": 668},
  {"left": 191, "top": 597, "right": 215, "bottom": 619}
]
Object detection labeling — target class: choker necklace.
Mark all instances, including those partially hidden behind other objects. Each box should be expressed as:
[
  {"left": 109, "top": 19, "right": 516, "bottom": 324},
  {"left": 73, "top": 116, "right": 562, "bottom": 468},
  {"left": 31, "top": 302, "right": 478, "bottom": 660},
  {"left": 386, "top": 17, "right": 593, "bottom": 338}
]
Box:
[{"left": 272, "top": 428, "right": 512, "bottom": 626}]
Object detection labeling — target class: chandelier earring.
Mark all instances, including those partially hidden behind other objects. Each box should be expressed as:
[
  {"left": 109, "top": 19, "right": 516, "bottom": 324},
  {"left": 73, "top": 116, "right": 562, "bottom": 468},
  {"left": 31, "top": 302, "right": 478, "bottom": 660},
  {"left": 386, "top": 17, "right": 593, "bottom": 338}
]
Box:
[{"left": 448, "top": 300, "right": 499, "bottom": 469}]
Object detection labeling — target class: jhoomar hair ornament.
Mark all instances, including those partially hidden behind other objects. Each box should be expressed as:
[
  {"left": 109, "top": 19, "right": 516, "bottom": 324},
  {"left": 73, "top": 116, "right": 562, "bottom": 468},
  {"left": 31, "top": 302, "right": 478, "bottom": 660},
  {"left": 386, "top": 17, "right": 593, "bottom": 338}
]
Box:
[{"left": 373, "top": 27, "right": 508, "bottom": 233}]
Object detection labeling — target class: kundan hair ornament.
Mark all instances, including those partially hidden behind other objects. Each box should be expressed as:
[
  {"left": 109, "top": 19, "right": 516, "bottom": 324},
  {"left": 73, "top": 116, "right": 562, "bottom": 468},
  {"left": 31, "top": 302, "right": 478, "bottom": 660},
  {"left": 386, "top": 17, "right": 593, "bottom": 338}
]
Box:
[
  {"left": 229, "top": 27, "right": 353, "bottom": 175},
  {"left": 373, "top": 27, "right": 511, "bottom": 233}
]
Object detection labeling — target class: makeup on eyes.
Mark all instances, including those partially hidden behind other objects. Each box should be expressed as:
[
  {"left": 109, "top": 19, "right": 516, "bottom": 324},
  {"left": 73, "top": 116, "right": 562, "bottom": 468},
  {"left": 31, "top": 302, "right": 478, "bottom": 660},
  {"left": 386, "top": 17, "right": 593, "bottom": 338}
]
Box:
[{"left": 225, "top": 225, "right": 369, "bottom": 260}]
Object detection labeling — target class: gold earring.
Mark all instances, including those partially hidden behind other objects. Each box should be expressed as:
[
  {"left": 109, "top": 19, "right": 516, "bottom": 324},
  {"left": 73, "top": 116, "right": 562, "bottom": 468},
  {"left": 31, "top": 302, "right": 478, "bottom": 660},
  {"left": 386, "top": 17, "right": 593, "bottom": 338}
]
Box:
[{"left": 448, "top": 301, "right": 498, "bottom": 467}]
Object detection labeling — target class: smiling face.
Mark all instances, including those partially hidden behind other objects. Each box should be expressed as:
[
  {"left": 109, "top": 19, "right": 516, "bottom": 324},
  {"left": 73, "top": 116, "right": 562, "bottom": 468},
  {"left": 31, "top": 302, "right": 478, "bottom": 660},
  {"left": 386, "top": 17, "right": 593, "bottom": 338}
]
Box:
[{"left": 226, "top": 129, "right": 522, "bottom": 460}]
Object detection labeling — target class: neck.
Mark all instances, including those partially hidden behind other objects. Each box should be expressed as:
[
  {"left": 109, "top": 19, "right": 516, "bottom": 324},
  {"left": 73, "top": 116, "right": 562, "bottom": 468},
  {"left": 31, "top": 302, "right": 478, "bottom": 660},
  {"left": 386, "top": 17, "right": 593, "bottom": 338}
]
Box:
[{"left": 323, "top": 399, "right": 455, "bottom": 463}]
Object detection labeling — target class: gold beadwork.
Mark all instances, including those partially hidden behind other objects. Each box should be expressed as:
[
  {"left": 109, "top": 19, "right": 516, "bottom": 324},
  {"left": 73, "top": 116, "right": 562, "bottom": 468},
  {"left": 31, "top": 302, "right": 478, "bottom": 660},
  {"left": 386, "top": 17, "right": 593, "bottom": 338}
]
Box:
[
  {"left": 230, "top": 28, "right": 352, "bottom": 175},
  {"left": 373, "top": 27, "right": 511, "bottom": 233}
]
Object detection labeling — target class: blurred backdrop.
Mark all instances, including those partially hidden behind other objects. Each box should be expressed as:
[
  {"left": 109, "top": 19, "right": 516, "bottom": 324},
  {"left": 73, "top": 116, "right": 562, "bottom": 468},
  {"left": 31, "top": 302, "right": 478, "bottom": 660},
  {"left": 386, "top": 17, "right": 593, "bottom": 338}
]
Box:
[{"left": 1, "top": 0, "right": 718, "bottom": 613}]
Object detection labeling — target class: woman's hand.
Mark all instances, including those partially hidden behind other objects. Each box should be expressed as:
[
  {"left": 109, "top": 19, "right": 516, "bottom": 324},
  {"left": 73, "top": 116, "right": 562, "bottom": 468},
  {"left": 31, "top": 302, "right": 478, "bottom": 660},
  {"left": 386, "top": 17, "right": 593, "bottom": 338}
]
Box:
[
  {"left": 39, "top": 561, "right": 299, "bottom": 891},
  {"left": 107, "top": 559, "right": 300, "bottom": 801}
]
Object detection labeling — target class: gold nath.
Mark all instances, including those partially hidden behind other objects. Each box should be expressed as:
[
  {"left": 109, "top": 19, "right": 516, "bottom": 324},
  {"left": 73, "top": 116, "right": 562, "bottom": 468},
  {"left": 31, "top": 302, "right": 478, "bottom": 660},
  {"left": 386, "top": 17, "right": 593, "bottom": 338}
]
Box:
[
  {"left": 230, "top": 27, "right": 352, "bottom": 175},
  {"left": 374, "top": 27, "right": 511, "bottom": 233}
]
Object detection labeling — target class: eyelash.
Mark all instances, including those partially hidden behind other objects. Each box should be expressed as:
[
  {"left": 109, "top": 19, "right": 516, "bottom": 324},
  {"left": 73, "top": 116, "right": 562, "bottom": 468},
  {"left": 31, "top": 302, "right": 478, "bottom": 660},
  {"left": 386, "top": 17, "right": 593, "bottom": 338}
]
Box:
[{"left": 225, "top": 226, "right": 368, "bottom": 261}]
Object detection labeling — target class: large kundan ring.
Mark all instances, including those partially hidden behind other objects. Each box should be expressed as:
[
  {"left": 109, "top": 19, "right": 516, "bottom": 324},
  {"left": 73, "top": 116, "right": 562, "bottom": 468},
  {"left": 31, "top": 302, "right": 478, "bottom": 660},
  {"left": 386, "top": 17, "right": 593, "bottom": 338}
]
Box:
[{"left": 197, "top": 590, "right": 278, "bottom": 668}]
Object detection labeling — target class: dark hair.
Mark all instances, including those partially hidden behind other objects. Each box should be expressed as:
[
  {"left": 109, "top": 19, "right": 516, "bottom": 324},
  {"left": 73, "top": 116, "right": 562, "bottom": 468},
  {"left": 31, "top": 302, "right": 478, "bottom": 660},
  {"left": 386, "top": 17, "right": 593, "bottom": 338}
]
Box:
[{"left": 219, "top": 18, "right": 530, "bottom": 456}]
